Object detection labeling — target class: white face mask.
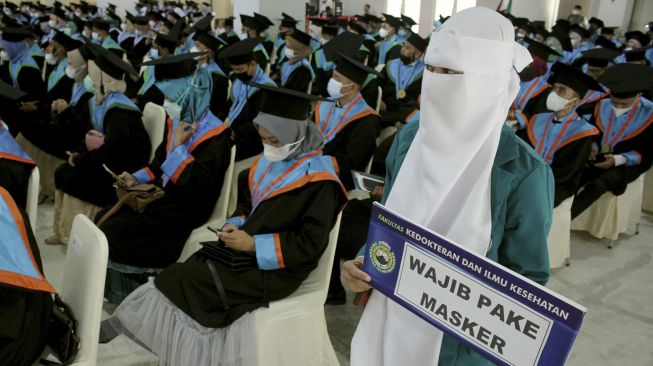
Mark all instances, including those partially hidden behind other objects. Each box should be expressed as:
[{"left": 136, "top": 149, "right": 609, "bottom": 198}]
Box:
[
  {"left": 190, "top": 46, "right": 200, "bottom": 53},
  {"left": 91, "top": 31, "right": 101, "bottom": 42},
  {"left": 284, "top": 47, "right": 295, "bottom": 59},
  {"left": 239, "top": 33, "right": 248, "bottom": 40},
  {"left": 148, "top": 48, "right": 159, "bottom": 59},
  {"left": 546, "top": 91, "right": 576, "bottom": 112},
  {"left": 379, "top": 28, "right": 389, "bottom": 39},
  {"left": 48, "top": 19, "right": 57, "bottom": 29},
  {"left": 83, "top": 75, "right": 95, "bottom": 92},
  {"left": 45, "top": 52, "right": 58, "bottom": 65},
  {"left": 570, "top": 38, "right": 580, "bottom": 48},
  {"left": 320, "top": 37, "right": 328, "bottom": 45},
  {"left": 120, "top": 23, "right": 128, "bottom": 31},
  {"left": 163, "top": 99, "right": 182, "bottom": 120},
  {"left": 0, "top": 50, "right": 10, "bottom": 61},
  {"left": 65, "top": 65, "right": 84, "bottom": 79},
  {"left": 612, "top": 105, "right": 633, "bottom": 118},
  {"left": 215, "top": 27, "right": 226, "bottom": 35},
  {"left": 263, "top": 137, "right": 304, "bottom": 162},
  {"left": 327, "top": 77, "right": 353, "bottom": 99},
  {"left": 149, "top": 20, "right": 157, "bottom": 28}
]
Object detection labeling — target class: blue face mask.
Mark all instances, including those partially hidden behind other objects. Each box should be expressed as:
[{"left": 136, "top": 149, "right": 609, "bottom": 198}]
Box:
[
  {"left": 83, "top": 75, "right": 96, "bottom": 93},
  {"left": 398, "top": 29, "right": 408, "bottom": 37},
  {"left": 148, "top": 48, "right": 159, "bottom": 59}
]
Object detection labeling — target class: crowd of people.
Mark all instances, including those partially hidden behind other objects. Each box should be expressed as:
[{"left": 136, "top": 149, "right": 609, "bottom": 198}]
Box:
[{"left": 0, "top": 1, "right": 652, "bottom": 365}]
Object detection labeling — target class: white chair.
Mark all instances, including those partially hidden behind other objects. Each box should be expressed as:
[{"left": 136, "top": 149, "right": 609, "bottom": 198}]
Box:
[
  {"left": 376, "top": 126, "right": 398, "bottom": 146},
  {"left": 374, "top": 64, "right": 385, "bottom": 73},
  {"left": 264, "top": 63, "right": 271, "bottom": 75},
  {"left": 40, "top": 215, "right": 109, "bottom": 366},
  {"left": 141, "top": 102, "right": 166, "bottom": 162},
  {"left": 547, "top": 196, "right": 573, "bottom": 268},
  {"left": 642, "top": 169, "right": 653, "bottom": 213},
  {"left": 375, "top": 86, "right": 382, "bottom": 113},
  {"left": 26, "top": 167, "right": 39, "bottom": 226},
  {"left": 252, "top": 214, "right": 342, "bottom": 366},
  {"left": 178, "top": 146, "right": 236, "bottom": 262},
  {"left": 306, "top": 80, "right": 313, "bottom": 94},
  {"left": 571, "top": 174, "right": 645, "bottom": 248},
  {"left": 227, "top": 154, "right": 260, "bottom": 216}
]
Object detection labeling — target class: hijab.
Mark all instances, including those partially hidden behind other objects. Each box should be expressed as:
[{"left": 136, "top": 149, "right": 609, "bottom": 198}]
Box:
[
  {"left": 253, "top": 112, "right": 324, "bottom": 159},
  {"left": 155, "top": 65, "right": 213, "bottom": 122}
]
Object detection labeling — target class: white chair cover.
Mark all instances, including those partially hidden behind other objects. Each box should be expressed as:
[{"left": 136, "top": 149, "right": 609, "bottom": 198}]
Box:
[
  {"left": 547, "top": 196, "right": 573, "bottom": 268},
  {"left": 642, "top": 169, "right": 653, "bottom": 213},
  {"left": 26, "top": 167, "right": 39, "bottom": 226},
  {"left": 142, "top": 102, "right": 166, "bottom": 163}
]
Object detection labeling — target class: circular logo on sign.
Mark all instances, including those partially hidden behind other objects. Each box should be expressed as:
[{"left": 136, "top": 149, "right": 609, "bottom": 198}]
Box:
[{"left": 369, "top": 241, "right": 396, "bottom": 274}]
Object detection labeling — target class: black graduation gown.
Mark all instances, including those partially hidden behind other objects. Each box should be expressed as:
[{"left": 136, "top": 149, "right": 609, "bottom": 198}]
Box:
[
  {"left": 322, "top": 115, "right": 380, "bottom": 190},
  {"left": 280, "top": 63, "right": 311, "bottom": 93},
  {"left": 218, "top": 82, "right": 265, "bottom": 161},
  {"left": 22, "top": 91, "right": 93, "bottom": 160},
  {"left": 379, "top": 65, "right": 421, "bottom": 125},
  {"left": 361, "top": 77, "right": 380, "bottom": 111},
  {"left": 0, "top": 205, "right": 53, "bottom": 366},
  {"left": 54, "top": 107, "right": 150, "bottom": 207},
  {"left": 121, "top": 37, "right": 151, "bottom": 69},
  {"left": 523, "top": 88, "right": 552, "bottom": 118},
  {"left": 218, "top": 31, "right": 240, "bottom": 47},
  {"left": 154, "top": 177, "right": 346, "bottom": 328},
  {"left": 310, "top": 59, "right": 330, "bottom": 97},
  {"left": 262, "top": 40, "right": 274, "bottom": 58},
  {"left": 97, "top": 126, "right": 232, "bottom": 268},
  {"left": 209, "top": 72, "right": 229, "bottom": 118},
  {"left": 0, "top": 66, "right": 46, "bottom": 136},
  {"left": 0, "top": 159, "right": 33, "bottom": 208},
  {"left": 135, "top": 84, "right": 165, "bottom": 111}
]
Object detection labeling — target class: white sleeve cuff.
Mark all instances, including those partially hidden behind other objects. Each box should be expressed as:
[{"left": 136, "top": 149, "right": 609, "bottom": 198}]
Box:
[{"left": 613, "top": 154, "right": 627, "bottom": 167}]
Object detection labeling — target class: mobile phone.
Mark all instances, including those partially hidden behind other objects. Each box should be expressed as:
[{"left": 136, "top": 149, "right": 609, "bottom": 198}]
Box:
[
  {"left": 102, "top": 164, "right": 125, "bottom": 184},
  {"left": 207, "top": 226, "right": 222, "bottom": 235}
]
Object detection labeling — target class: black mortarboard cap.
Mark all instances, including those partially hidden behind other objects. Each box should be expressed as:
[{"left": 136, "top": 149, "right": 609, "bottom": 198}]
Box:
[
  {"left": 193, "top": 31, "right": 224, "bottom": 56},
  {"left": 401, "top": 14, "right": 416, "bottom": 27},
  {"left": 364, "top": 14, "right": 382, "bottom": 24},
  {"left": 588, "top": 17, "right": 604, "bottom": 28},
  {"left": 570, "top": 24, "right": 591, "bottom": 39},
  {"left": 595, "top": 35, "right": 618, "bottom": 50},
  {"left": 534, "top": 26, "right": 550, "bottom": 39},
  {"left": 624, "top": 45, "right": 653, "bottom": 63},
  {"left": 142, "top": 52, "right": 200, "bottom": 80},
  {"left": 381, "top": 13, "right": 402, "bottom": 30},
  {"left": 554, "top": 19, "right": 571, "bottom": 31},
  {"left": 52, "top": 29, "right": 83, "bottom": 51},
  {"left": 131, "top": 15, "right": 150, "bottom": 26},
  {"left": 547, "top": 61, "right": 604, "bottom": 97},
  {"left": 154, "top": 32, "right": 180, "bottom": 53},
  {"left": 0, "top": 78, "right": 26, "bottom": 100},
  {"left": 334, "top": 52, "right": 376, "bottom": 85},
  {"left": 287, "top": 28, "right": 311, "bottom": 46},
  {"left": 279, "top": 13, "right": 298, "bottom": 28},
  {"left": 0, "top": 26, "right": 33, "bottom": 42},
  {"left": 599, "top": 63, "right": 653, "bottom": 98},
  {"left": 600, "top": 27, "right": 617, "bottom": 36},
  {"left": 91, "top": 45, "right": 138, "bottom": 79},
  {"left": 322, "top": 31, "right": 364, "bottom": 62},
  {"left": 551, "top": 29, "right": 573, "bottom": 51},
  {"left": 52, "top": 6, "right": 67, "bottom": 20},
  {"left": 240, "top": 14, "right": 265, "bottom": 33},
  {"left": 513, "top": 17, "right": 532, "bottom": 33},
  {"left": 92, "top": 18, "right": 112, "bottom": 31},
  {"left": 528, "top": 40, "right": 562, "bottom": 60},
  {"left": 218, "top": 37, "right": 261, "bottom": 65},
  {"left": 253, "top": 12, "right": 273, "bottom": 27},
  {"left": 406, "top": 33, "right": 427, "bottom": 53},
  {"left": 347, "top": 20, "right": 367, "bottom": 35},
  {"left": 252, "top": 82, "right": 321, "bottom": 120},
  {"left": 321, "top": 25, "right": 338, "bottom": 37},
  {"left": 624, "top": 31, "right": 650, "bottom": 47},
  {"left": 578, "top": 47, "right": 620, "bottom": 67},
  {"left": 191, "top": 14, "right": 213, "bottom": 33}
]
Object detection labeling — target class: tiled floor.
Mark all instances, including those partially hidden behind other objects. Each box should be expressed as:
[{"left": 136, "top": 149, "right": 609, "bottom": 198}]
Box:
[{"left": 34, "top": 202, "right": 653, "bottom": 365}]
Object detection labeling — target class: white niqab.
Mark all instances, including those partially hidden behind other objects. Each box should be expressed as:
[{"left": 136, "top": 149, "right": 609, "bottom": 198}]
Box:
[{"left": 351, "top": 7, "right": 532, "bottom": 366}]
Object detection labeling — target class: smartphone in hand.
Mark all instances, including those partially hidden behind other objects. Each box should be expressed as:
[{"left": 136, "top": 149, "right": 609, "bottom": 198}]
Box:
[
  {"left": 207, "top": 226, "right": 222, "bottom": 235},
  {"left": 102, "top": 164, "right": 126, "bottom": 185}
]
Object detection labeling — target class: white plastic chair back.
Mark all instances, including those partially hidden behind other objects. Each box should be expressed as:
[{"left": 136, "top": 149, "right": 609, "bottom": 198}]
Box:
[
  {"left": 252, "top": 214, "right": 342, "bottom": 366},
  {"left": 642, "top": 169, "right": 653, "bottom": 212},
  {"left": 376, "top": 126, "right": 398, "bottom": 146},
  {"left": 178, "top": 146, "right": 236, "bottom": 262},
  {"left": 571, "top": 174, "right": 645, "bottom": 241},
  {"left": 374, "top": 64, "right": 385, "bottom": 73},
  {"left": 375, "top": 86, "right": 382, "bottom": 113},
  {"left": 306, "top": 80, "right": 313, "bottom": 94},
  {"left": 264, "top": 63, "right": 271, "bottom": 75},
  {"left": 227, "top": 154, "right": 260, "bottom": 216},
  {"left": 547, "top": 196, "right": 573, "bottom": 268},
  {"left": 26, "top": 167, "right": 39, "bottom": 226},
  {"left": 142, "top": 102, "right": 166, "bottom": 162},
  {"left": 227, "top": 79, "right": 233, "bottom": 100},
  {"left": 61, "top": 215, "right": 109, "bottom": 366}
]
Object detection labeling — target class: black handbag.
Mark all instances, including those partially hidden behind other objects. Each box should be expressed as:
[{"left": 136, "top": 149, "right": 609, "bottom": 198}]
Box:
[
  {"left": 41, "top": 294, "right": 81, "bottom": 365},
  {"left": 198, "top": 241, "right": 258, "bottom": 272}
]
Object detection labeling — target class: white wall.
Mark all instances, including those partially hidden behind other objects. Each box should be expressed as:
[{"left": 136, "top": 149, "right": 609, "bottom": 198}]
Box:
[
  {"left": 595, "top": 0, "right": 635, "bottom": 32},
  {"left": 476, "top": 0, "right": 559, "bottom": 29},
  {"left": 629, "top": 0, "right": 653, "bottom": 32}
]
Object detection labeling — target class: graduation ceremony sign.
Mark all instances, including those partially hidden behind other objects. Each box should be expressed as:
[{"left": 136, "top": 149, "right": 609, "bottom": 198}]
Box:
[{"left": 363, "top": 203, "right": 586, "bottom": 366}]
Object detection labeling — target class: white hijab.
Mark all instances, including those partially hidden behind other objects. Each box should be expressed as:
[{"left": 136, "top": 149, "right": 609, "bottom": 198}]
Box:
[{"left": 351, "top": 7, "right": 532, "bottom": 366}]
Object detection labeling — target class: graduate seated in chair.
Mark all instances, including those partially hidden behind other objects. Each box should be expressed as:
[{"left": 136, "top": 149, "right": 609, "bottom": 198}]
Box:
[
  {"left": 98, "top": 53, "right": 233, "bottom": 303},
  {"left": 571, "top": 63, "right": 653, "bottom": 218},
  {"left": 520, "top": 62, "right": 603, "bottom": 208},
  {"left": 134, "top": 32, "right": 180, "bottom": 110},
  {"left": 191, "top": 31, "right": 229, "bottom": 116},
  {"left": 0, "top": 116, "right": 35, "bottom": 209},
  {"left": 272, "top": 28, "right": 314, "bottom": 93},
  {"left": 46, "top": 45, "right": 150, "bottom": 246},
  {"left": 101, "top": 85, "right": 347, "bottom": 366},
  {"left": 0, "top": 187, "right": 54, "bottom": 366},
  {"left": 313, "top": 53, "right": 379, "bottom": 191}
]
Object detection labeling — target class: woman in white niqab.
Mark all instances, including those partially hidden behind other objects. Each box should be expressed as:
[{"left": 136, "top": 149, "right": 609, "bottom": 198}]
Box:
[{"left": 350, "top": 7, "right": 532, "bottom": 366}]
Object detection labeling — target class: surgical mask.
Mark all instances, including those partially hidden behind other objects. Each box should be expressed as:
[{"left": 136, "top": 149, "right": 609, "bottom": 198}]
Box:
[
  {"left": 284, "top": 47, "right": 295, "bottom": 59},
  {"left": 45, "top": 52, "right": 57, "bottom": 65},
  {"left": 546, "top": 91, "right": 576, "bottom": 112},
  {"left": 327, "top": 77, "right": 352, "bottom": 99},
  {"left": 83, "top": 75, "right": 95, "bottom": 92},
  {"left": 163, "top": 99, "right": 182, "bottom": 120},
  {"left": 263, "top": 137, "right": 304, "bottom": 162},
  {"left": 516, "top": 31, "right": 526, "bottom": 40},
  {"left": 320, "top": 37, "right": 328, "bottom": 45},
  {"left": 120, "top": 23, "right": 128, "bottom": 31},
  {"left": 0, "top": 50, "right": 10, "bottom": 61},
  {"left": 65, "top": 65, "right": 84, "bottom": 79},
  {"left": 624, "top": 47, "right": 633, "bottom": 51},
  {"left": 82, "top": 30, "right": 91, "bottom": 38},
  {"left": 190, "top": 46, "right": 200, "bottom": 53},
  {"left": 148, "top": 48, "right": 159, "bottom": 59},
  {"left": 91, "top": 31, "right": 101, "bottom": 43},
  {"left": 215, "top": 27, "right": 226, "bottom": 36},
  {"left": 239, "top": 33, "right": 248, "bottom": 40},
  {"left": 572, "top": 9, "right": 580, "bottom": 15},
  {"left": 378, "top": 28, "right": 389, "bottom": 38},
  {"left": 149, "top": 20, "right": 156, "bottom": 28},
  {"left": 570, "top": 38, "right": 580, "bottom": 48},
  {"left": 398, "top": 29, "right": 408, "bottom": 37},
  {"left": 48, "top": 19, "right": 57, "bottom": 28},
  {"left": 612, "top": 105, "right": 632, "bottom": 118}
]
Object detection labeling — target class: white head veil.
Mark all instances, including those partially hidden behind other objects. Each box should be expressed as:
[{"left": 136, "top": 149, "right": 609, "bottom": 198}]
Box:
[{"left": 351, "top": 7, "right": 532, "bottom": 366}]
